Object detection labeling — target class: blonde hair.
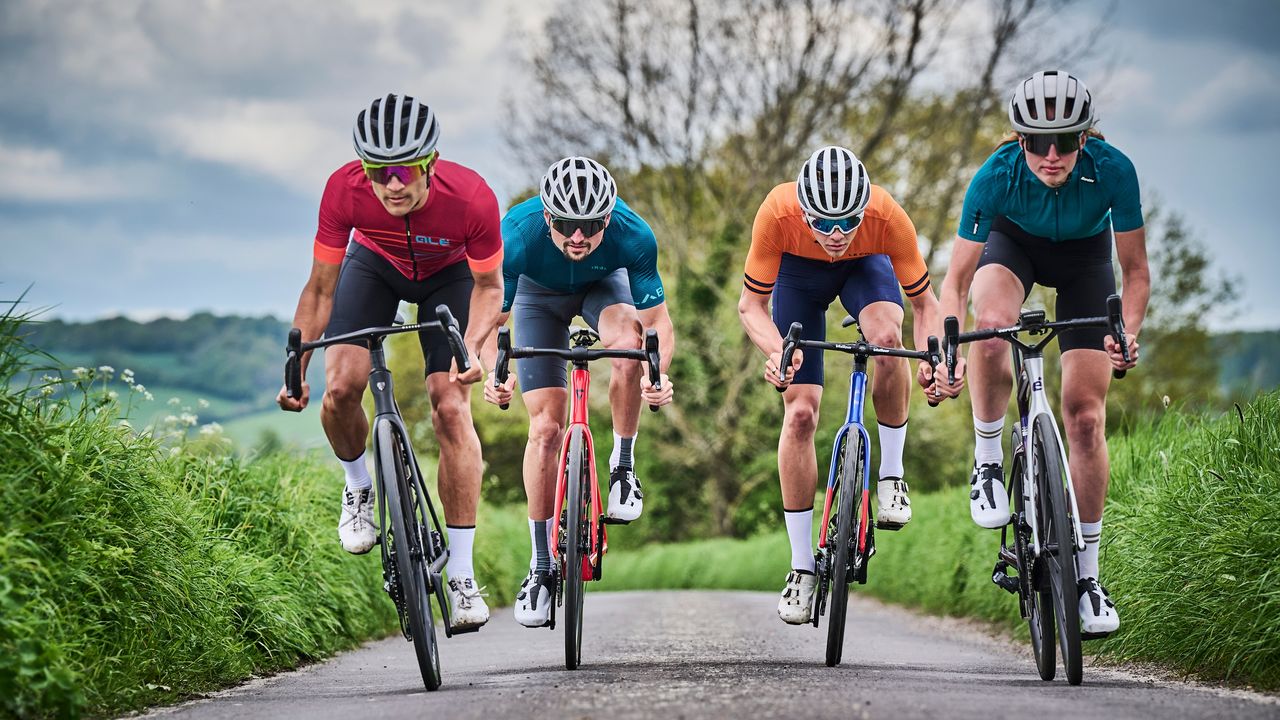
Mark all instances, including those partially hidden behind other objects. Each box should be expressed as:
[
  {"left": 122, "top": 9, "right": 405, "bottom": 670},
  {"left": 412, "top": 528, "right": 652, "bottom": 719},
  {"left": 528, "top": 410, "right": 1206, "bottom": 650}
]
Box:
[{"left": 998, "top": 127, "right": 1106, "bottom": 149}]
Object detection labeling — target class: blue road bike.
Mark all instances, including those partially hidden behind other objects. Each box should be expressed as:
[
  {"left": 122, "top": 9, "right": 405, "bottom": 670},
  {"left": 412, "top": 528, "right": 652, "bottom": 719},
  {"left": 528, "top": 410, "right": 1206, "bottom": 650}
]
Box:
[{"left": 780, "top": 317, "right": 940, "bottom": 667}]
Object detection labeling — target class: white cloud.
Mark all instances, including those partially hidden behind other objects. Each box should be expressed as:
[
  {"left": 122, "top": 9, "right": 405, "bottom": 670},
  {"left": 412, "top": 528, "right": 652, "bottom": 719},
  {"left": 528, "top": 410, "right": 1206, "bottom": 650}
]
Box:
[
  {"left": 1172, "top": 57, "right": 1280, "bottom": 132},
  {"left": 0, "top": 140, "right": 158, "bottom": 202}
]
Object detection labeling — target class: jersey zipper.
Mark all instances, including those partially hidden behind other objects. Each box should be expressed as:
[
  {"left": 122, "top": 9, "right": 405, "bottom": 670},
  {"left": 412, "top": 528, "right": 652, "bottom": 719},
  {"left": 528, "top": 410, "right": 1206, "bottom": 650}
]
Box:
[
  {"left": 1054, "top": 188, "right": 1060, "bottom": 241},
  {"left": 404, "top": 216, "right": 418, "bottom": 279}
]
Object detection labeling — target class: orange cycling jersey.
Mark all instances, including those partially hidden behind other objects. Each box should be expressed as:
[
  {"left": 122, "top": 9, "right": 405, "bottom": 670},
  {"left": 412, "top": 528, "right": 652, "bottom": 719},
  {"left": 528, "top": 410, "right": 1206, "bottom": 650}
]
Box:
[{"left": 744, "top": 182, "right": 931, "bottom": 298}]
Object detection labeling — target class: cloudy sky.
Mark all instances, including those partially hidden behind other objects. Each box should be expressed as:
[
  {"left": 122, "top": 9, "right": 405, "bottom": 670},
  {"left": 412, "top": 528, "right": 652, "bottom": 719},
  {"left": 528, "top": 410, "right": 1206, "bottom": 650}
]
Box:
[{"left": 2, "top": 0, "right": 1277, "bottom": 329}]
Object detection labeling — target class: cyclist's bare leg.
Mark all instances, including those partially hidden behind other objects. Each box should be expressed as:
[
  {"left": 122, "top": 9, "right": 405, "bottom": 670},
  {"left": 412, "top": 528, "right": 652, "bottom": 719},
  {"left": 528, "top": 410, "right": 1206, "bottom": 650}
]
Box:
[
  {"left": 521, "top": 387, "right": 568, "bottom": 520},
  {"left": 858, "top": 301, "right": 908, "bottom": 426},
  {"left": 779, "top": 384, "right": 823, "bottom": 507},
  {"left": 598, "top": 303, "right": 643, "bottom": 436},
  {"left": 1059, "top": 349, "right": 1112, "bottom": 524},
  {"left": 426, "top": 372, "right": 482, "bottom": 526},
  {"left": 968, "top": 265, "right": 1024, "bottom": 421},
  {"left": 321, "top": 344, "right": 373, "bottom": 459}
]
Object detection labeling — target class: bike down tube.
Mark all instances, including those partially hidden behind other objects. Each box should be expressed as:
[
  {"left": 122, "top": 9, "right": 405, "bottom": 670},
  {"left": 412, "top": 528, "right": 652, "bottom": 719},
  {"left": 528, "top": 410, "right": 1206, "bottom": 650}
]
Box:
[
  {"left": 1022, "top": 354, "right": 1085, "bottom": 554},
  {"left": 818, "top": 367, "right": 870, "bottom": 548}
]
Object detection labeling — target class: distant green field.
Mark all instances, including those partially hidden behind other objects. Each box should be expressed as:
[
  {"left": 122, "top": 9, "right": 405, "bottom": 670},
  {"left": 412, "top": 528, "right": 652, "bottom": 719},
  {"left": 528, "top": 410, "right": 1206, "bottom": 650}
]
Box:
[{"left": 221, "top": 408, "right": 328, "bottom": 451}]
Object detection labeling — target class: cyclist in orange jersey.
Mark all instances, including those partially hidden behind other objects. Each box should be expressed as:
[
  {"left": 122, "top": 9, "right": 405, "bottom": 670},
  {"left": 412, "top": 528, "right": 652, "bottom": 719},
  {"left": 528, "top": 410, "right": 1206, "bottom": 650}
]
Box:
[{"left": 739, "top": 146, "right": 949, "bottom": 625}]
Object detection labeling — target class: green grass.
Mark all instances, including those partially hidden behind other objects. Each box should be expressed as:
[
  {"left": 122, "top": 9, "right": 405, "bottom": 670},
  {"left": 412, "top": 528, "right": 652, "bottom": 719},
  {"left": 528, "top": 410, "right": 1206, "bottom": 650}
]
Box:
[
  {"left": 601, "top": 393, "right": 1280, "bottom": 690},
  {"left": 0, "top": 311, "right": 531, "bottom": 718}
]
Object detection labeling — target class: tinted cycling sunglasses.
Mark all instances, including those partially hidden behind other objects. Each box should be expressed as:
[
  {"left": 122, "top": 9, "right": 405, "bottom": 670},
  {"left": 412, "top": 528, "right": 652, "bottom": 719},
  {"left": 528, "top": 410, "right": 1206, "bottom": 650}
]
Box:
[
  {"left": 805, "top": 212, "right": 863, "bottom": 236},
  {"left": 1020, "top": 132, "right": 1084, "bottom": 156},
  {"left": 361, "top": 152, "right": 438, "bottom": 185},
  {"left": 551, "top": 216, "right": 607, "bottom": 238}
]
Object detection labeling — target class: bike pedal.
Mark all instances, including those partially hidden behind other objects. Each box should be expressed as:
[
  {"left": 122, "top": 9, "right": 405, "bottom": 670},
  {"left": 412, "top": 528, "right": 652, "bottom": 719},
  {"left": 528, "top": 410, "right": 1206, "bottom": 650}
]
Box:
[
  {"left": 449, "top": 624, "right": 482, "bottom": 635},
  {"left": 875, "top": 520, "right": 905, "bottom": 531},
  {"left": 602, "top": 516, "right": 632, "bottom": 526},
  {"left": 1081, "top": 629, "right": 1116, "bottom": 641}
]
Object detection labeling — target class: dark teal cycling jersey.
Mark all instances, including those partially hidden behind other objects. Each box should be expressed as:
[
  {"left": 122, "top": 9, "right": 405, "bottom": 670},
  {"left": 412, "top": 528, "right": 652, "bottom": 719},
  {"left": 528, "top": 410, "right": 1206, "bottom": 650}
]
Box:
[
  {"left": 501, "top": 196, "right": 666, "bottom": 312},
  {"left": 958, "top": 138, "right": 1143, "bottom": 243}
]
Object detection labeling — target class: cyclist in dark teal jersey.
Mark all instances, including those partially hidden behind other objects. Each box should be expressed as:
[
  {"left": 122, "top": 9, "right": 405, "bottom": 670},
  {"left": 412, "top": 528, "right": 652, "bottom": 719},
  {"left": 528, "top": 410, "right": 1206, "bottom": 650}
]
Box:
[
  {"left": 934, "top": 71, "right": 1147, "bottom": 637},
  {"left": 480, "top": 157, "right": 674, "bottom": 629}
]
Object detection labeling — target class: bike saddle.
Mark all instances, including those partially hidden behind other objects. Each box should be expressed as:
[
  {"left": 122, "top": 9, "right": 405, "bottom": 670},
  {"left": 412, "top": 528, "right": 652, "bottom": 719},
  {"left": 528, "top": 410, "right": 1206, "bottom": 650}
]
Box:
[
  {"left": 840, "top": 315, "right": 865, "bottom": 337},
  {"left": 570, "top": 326, "right": 601, "bottom": 348}
]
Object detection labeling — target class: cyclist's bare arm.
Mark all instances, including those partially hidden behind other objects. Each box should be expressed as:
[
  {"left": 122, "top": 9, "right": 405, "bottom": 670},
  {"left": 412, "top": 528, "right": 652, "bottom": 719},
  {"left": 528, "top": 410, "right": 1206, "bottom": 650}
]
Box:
[
  {"left": 480, "top": 309, "right": 514, "bottom": 407},
  {"left": 277, "top": 258, "right": 341, "bottom": 411},
  {"left": 737, "top": 286, "right": 802, "bottom": 389},
  {"left": 456, "top": 265, "right": 504, "bottom": 384},
  {"left": 935, "top": 235, "right": 986, "bottom": 386},
  {"left": 1108, "top": 227, "right": 1149, "bottom": 370},
  {"left": 638, "top": 301, "right": 676, "bottom": 407},
  {"left": 905, "top": 288, "right": 960, "bottom": 399}
]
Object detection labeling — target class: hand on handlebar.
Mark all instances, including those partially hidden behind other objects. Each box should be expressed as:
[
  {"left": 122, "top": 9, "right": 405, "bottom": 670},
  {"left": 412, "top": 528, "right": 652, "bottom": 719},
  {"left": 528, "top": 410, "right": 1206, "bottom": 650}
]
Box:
[
  {"left": 484, "top": 370, "right": 516, "bottom": 406},
  {"left": 276, "top": 382, "right": 309, "bottom": 412},
  {"left": 451, "top": 347, "right": 484, "bottom": 385},
  {"left": 1103, "top": 332, "right": 1139, "bottom": 373},
  {"left": 766, "top": 348, "right": 804, "bottom": 390},
  {"left": 926, "top": 356, "right": 967, "bottom": 402},
  {"left": 641, "top": 373, "right": 673, "bottom": 408}
]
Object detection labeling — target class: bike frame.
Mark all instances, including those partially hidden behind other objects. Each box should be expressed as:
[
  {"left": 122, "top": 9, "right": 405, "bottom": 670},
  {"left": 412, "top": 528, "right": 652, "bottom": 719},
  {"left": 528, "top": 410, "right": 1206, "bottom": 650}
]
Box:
[
  {"left": 550, "top": 361, "right": 606, "bottom": 576},
  {"left": 818, "top": 355, "right": 873, "bottom": 556}
]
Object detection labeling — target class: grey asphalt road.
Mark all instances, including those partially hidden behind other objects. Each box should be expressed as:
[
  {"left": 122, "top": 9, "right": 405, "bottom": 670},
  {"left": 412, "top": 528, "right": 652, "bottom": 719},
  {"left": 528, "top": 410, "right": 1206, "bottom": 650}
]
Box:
[{"left": 145, "top": 591, "right": 1278, "bottom": 720}]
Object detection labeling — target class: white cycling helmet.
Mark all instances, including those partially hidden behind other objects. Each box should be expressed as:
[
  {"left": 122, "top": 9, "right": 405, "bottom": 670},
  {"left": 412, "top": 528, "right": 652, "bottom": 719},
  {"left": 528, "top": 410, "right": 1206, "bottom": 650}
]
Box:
[
  {"left": 796, "top": 145, "right": 871, "bottom": 219},
  {"left": 352, "top": 94, "right": 440, "bottom": 163},
  {"left": 1008, "top": 70, "right": 1094, "bottom": 134},
  {"left": 539, "top": 156, "right": 618, "bottom": 219}
]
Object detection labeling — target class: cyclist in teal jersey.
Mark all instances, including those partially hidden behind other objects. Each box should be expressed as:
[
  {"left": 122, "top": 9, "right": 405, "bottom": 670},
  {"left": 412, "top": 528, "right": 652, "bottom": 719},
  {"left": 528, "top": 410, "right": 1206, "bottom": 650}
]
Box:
[
  {"left": 934, "top": 71, "right": 1147, "bottom": 636},
  {"left": 481, "top": 157, "right": 675, "bottom": 628}
]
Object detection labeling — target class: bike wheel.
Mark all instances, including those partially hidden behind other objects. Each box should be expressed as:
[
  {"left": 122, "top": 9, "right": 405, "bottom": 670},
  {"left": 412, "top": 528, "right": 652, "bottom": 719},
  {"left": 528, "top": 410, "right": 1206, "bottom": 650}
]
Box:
[
  {"left": 1033, "top": 415, "right": 1082, "bottom": 685},
  {"left": 563, "top": 426, "right": 589, "bottom": 670},
  {"left": 378, "top": 421, "right": 442, "bottom": 691},
  {"left": 1011, "top": 446, "right": 1055, "bottom": 681},
  {"left": 825, "top": 433, "right": 863, "bottom": 667}
]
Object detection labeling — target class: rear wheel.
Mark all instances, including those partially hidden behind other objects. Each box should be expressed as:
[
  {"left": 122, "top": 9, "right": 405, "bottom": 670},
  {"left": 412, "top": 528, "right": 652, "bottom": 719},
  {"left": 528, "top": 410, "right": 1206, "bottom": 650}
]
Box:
[
  {"left": 563, "top": 427, "right": 589, "bottom": 670},
  {"left": 825, "top": 433, "right": 864, "bottom": 667},
  {"left": 378, "top": 421, "right": 442, "bottom": 691},
  {"left": 1033, "top": 416, "right": 1081, "bottom": 685}
]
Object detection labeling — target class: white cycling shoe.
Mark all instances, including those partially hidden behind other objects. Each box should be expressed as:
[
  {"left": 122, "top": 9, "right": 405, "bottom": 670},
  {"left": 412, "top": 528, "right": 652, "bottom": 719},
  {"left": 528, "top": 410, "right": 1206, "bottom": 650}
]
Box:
[
  {"left": 777, "top": 570, "right": 817, "bottom": 625},
  {"left": 1078, "top": 577, "right": 1120, "bottom": 636},
  {"left": 969, "top": 462, "right": 1010, "bottom": 529},
  {"left": 876, "top": 477, "right": 911, "bottom": 530},
  {"left": 513, "top": 570, "right": 556, "bottom": 628},
  {"left": 338, "top": 487, "right": 376, "bottom": 555},
  {"left": 605, "top": 466, "right": 643, "bottom": 524},
  {"left": 447, "top": 577, "right": 490, "bottom": 631}
]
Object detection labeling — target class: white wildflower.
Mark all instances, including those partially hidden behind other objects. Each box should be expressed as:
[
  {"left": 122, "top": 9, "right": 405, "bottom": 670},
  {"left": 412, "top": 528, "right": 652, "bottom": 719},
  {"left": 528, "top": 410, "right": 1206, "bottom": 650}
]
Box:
[
  {"left": 198, "top": 398, "right": 210, "bottom": 409},
  {"left": 164, "top": 415, "right": 179, "bottom": 424},
  {"left": 119, "top": 419, "right": 132, "bottom": 429},
  {"left": 168, "top": 397, "right": 181, "bottom": 406},
  {"left": 144, "top": 391, "right": 154, "bottom": 401},
  {"left": 179, "top": 412, "right": 198, "bottom": 427},
  {"left": 40, "top": 386, "right": 55, "bottom": 397},
  {"left": 98, "top": 365, "right": 115, "bottom": 378},
  {"left": 133, "top": 384, "right": 147, "bottom": 394},
  {"left": 1161, "top": 395, "right": 1171, "bottom": 409},
  {"left": 199, "top": 422, "right": 223, "bottom": 436},
  {"left": 108, "top": 390, "right": 119, "bottom": 401},
  {"left": 73, "top": 367, "right": 89, "bottom": 379}
]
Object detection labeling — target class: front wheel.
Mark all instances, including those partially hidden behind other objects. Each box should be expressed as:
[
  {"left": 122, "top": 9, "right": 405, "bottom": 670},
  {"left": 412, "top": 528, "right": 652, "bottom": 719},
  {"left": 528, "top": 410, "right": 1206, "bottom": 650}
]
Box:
[
  {"left": 1011, "top": 441, "right": 1055, "bottom": 681},
  {"left": 1033, "top": 415, "right": 1081, "bottom": 685},
  {"left": 377, "top": 421, "right": 442, "bottom": 691},
  {"left": 825, "top": 433, "right": 864, "bottom": 667},
  {"left": 562, "top": 427, "right": 590, "bottom": 670}
]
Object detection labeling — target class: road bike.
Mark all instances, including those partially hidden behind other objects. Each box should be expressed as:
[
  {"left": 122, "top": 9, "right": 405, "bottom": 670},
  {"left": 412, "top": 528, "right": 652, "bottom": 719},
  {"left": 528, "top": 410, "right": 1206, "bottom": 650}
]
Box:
[
  {"left": 779, "top": 317, "right": 940, "bottom": 667},
  {"left": 493, "top": 325, "right": 661, "bottom": 670},
  {"left": 942, "top": 294, "right": 1129, "bottom": 686},
  {"left": 285, "top": 304, "right": 473, "bottom": 691}
]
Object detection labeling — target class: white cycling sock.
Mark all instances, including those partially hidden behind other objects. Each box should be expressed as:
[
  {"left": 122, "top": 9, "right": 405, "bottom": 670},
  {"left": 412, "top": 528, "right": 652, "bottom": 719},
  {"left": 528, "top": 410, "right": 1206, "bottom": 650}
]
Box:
[
  {"left": 528, "top": 517, "right": 552, "bottom": 572},
  {"left": 974, "top": 416, "right": 1005, "bottom": 466},
  {"left": 1077, "top": 520, "right": 1102, "bottom": 580},
  {"left": 339, "top": 452, "right": 372, "bottom": 491},
  {"left": 877, "top": 421, "right": 907, "bottom": 479},
  {"left": 445, "top": 525, "right": 475, "bottom": 580},
  {"left": 610, "top": 432, "right": 636, "bottom": 470},
  {"left": 784, "top": 508, "right": 816, "bottom": 573}
]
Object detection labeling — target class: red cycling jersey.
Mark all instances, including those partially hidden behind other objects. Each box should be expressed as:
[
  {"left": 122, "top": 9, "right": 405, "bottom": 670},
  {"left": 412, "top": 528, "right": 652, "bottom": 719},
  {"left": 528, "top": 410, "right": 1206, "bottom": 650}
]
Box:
[{"left": 313, "top": 159, "right": 503, "bottom": 281}]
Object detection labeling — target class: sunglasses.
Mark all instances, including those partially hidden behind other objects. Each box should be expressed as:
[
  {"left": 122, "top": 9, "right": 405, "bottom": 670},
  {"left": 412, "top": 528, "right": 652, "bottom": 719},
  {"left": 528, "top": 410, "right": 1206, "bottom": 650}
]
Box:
[
  {"left": 551, "top": 216, "right": 607, "bottom": 238},
  {"left": 805, "top": 212, "right": 863, "bottom": 236},
  {"left": 1020, "top": 132, "right": 1083, "bottom": 156},
  {"left": 361, "top": 152, "right": 437, "bottom": 185}
]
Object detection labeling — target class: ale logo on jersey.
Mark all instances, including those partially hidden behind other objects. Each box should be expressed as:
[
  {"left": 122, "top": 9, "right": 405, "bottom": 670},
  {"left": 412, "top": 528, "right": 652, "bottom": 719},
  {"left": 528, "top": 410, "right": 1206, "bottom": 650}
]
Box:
[{"left": 414, "top": 235, "right": 455, "bottom": 247}]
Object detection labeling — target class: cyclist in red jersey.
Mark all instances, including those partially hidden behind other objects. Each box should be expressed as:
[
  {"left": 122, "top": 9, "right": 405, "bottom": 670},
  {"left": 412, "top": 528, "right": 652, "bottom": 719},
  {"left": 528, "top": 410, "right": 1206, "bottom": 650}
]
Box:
[{"left": 276, "top": 94, "right": 504, "bottom": 631}]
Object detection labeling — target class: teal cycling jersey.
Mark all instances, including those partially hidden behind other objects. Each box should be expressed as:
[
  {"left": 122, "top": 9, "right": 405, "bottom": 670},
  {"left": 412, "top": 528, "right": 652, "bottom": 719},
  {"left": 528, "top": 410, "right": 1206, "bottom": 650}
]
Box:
[
  {"left": 501, "top": 196, "right": 666, "bottom": 312},
  {"left": 958, "top": 138, "right": 1143, "bottom": 242}
]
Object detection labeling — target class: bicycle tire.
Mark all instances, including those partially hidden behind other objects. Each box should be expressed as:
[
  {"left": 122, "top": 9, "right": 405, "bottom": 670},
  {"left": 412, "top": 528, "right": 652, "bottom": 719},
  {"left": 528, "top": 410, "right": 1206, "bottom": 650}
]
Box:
[
  {"left": 1011, "top": 443, "right": 1055, "bottom": 681},
  {"left": 378, "top": 421, "right": 442, "bottom": 691},
  {"left": 563, "top": 426, "right": 589, "bottom": 670},
  {"left": 825, "top": 432, "right": 863, "bottom": 667},
  {"left": 1033, "top": 415, "right": 1082, "bottom": 685}
]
